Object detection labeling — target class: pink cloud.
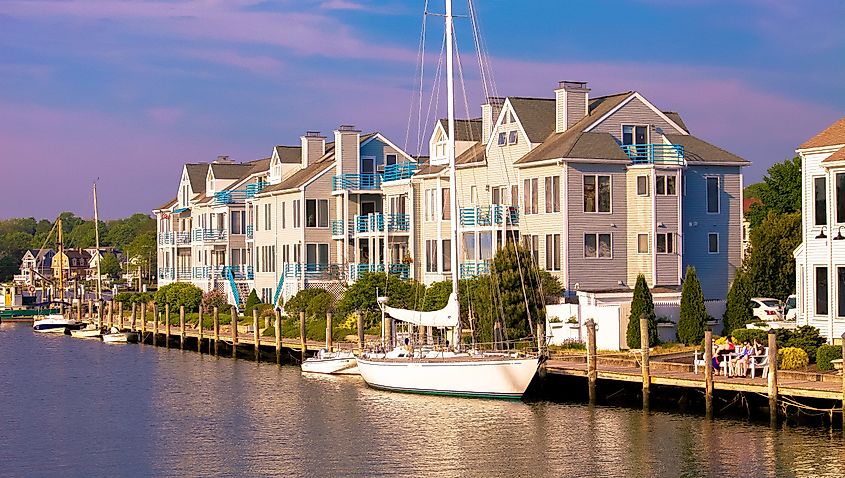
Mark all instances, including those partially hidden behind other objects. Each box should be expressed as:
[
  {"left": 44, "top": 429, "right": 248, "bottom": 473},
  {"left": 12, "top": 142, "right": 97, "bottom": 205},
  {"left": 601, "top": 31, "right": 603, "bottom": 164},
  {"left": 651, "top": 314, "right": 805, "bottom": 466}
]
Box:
[
  {"left": 176, "top": 48, "right": 284, "bottom": 75},
  {"left": 320, "top": 0, "right": 367, "bottom": 11}
]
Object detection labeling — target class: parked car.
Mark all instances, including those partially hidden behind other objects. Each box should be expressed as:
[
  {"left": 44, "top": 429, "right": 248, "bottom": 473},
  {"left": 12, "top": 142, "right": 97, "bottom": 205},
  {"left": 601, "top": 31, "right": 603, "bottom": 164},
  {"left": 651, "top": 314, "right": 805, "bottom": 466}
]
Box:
[
  {"left": 783, "top": 294, "right": 797, "bottom": 321},
  {"left": 751, "top": 297, "right": 782, "bottom": 321}
]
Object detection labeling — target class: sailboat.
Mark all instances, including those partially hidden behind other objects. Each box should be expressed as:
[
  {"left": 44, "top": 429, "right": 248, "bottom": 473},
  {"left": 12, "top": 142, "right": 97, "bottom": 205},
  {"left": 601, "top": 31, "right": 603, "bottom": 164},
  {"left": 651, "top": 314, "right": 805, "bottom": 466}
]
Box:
[
  {"left": 72, "top": 182, "right": 105, "bottom": 339},
  {"left": 33, "top": 218, "right": 78, "bottom": 333},
  {"left": 355, "top": 0, "right": 541, "bottom": 399}
]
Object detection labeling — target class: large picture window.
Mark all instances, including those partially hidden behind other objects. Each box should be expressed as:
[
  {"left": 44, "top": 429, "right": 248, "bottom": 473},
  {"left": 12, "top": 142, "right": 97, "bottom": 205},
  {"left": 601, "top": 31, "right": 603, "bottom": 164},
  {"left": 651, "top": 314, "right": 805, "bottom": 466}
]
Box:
[
  {"left": 816, "top": 266, "right": 829, "bottom": 316},
  {"left": 837, "top": 174, "right": 845, "bottom": 224},
  {"left": 305, "top": 199, "right": 328, "bottom": 228},
  {"left": 706, "top": 177, "right": 720, "bottom": 214},
  {"left": 815, "top": 177, "right": 827, "bottom": 226},
  {"left": 584, "top": 175, "right": 611, "bottom": 213},
  {"left": 544, "top": 176, "right": 560, "bottom": 213},
  {"left": 545, "top": 234, "right": 560, "bottom": 270},
  {"left": 584, "top": 233, "right": 612, "bottom": 258}
]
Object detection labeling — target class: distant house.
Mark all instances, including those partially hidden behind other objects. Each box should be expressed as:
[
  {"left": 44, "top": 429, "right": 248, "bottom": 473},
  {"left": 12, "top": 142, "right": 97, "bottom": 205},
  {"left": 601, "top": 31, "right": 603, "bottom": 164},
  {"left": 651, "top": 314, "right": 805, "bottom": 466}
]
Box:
[
  {"left": 52, "top": 249, "right": 92, "bottom": 281},
  {"left": 86, "top": 247, "right": 124, "bottom": 280},
  {"left": 15, "top": 249, "right": 55, "bottom": 284}
]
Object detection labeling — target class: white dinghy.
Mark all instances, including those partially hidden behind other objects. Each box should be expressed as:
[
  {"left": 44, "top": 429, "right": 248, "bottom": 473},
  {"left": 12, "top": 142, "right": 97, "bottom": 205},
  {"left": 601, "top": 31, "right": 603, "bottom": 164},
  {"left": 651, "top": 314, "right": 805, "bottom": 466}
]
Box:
[{"left": 102, "top": 327, "right": 139, "bottom": 344}]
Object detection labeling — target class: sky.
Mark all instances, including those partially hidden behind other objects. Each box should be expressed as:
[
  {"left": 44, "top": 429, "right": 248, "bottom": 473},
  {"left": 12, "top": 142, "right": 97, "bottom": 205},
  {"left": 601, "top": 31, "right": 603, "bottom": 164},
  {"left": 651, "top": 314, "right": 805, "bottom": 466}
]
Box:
[{"left": 1, "top": 0, "right": 843, "bottom": 220}]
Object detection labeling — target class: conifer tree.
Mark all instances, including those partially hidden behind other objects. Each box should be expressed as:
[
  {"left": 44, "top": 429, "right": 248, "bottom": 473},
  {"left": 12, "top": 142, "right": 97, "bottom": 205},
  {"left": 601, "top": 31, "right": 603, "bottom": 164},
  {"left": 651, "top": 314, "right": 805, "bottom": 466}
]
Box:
[
  {"left": 626, "top": 273, "right": 657, "bottom": 348},
  {"left": 723, "top": 269, "right": 753, "bottom": 334},
  {"left": 678, "top": 266, "right": 707, "bottom": 345}
]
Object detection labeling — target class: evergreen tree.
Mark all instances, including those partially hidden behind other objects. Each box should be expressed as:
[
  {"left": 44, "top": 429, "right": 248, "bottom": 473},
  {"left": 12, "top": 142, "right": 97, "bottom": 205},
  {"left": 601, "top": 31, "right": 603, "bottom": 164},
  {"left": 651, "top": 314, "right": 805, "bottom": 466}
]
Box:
[
  {"left": 626, "top": 274, "right": 657, "bottom": 349},
  {"left": 244, "top": 289, "right": 261, "bottom": 313},
  {"left": 723, "top": 269, "right": 753, "bottom": 334},
  {"left": 678, "top": 266, "right": 707, "bottom": 345}
]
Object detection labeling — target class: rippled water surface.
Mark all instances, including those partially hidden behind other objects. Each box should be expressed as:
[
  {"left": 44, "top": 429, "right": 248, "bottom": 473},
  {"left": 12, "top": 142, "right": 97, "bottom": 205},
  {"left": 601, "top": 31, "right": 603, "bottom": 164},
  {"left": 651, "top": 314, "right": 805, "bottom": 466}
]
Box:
[{"left": 2, "top": 323, "right": 845, "bottom": 477}]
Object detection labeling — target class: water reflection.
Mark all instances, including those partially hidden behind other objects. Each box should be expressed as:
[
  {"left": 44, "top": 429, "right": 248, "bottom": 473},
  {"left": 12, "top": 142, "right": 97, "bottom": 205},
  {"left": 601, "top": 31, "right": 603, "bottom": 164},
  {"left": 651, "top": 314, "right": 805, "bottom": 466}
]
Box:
[{"left": 2, "top": 323, "right": 845, "bottom": 477}]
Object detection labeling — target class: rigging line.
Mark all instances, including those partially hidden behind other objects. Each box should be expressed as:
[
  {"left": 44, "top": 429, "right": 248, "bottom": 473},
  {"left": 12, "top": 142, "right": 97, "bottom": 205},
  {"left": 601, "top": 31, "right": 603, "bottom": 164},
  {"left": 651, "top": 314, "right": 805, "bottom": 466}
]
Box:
[
  {"left": 404, "top": 0, "right": 429, "bottom": 156},
  {"left": 420, "top": 31, "right": 447, "bottom": 156},
  {"left": 469, "top": 0, "right": 499, "bottom": 103},
  {"left": 467, "top": 0, "right": 489, "bottom": 100}
]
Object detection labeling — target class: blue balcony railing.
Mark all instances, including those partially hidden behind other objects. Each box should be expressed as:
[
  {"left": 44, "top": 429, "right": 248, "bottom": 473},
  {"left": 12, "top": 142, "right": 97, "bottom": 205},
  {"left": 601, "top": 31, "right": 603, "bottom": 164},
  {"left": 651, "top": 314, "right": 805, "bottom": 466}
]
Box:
[
  {"left": 245, "top": 225, "right": 254, "bottom": 240},
  {"left": 332, "top": 173, "right": 382, "bottom": 191},
  {"left": 349, "top": 263, "right": 409, "bottom": 281},
  {"left": 192, "top": 266, "right": 210, "bottom": 279},
  {"left": 192, "top": 228, "right": 227, "bottom": 242},
  {"left": 245, "top": 181, "right": 268, "bottom": 198},
  {"left": 283, "top": 263, "right": 346, "bottom": 280},
  {"left": 387, "top": 214, "right": 410, "bottom": 232},
  {"left": 158, "top": 267, "right": 175, "bottom": 280},
  {"left": 158, "top": 232, "right": 174, "bottom": 245},
  {"left": 354, "top": 213, "right": 410, "bottom": 233},
  {"left": 222, "top": 265, "right": 254, "bottom": 280},
  {"left": 214, "top": 189, "right": 247, "bottom": 205},
  {"left": 459, "top": 261, "right": 490, "bottom": 279},
  {"left": 621, "top": 144, "right": 685, "bottom": 165},
  {"left": 331, "top": 220, "right": 347, "bottom": 237},
  {"left": 176, "top": 267, "right": 192, "bottom": 280},
  {"left": 175, "top": 231, "right": 192, "bottom": 245},
  {"left": 382, "top": 162, "right": 418, "bottom": 182},
  {"left": 459, "top": 205, "right": 519, "bottom": 227}
]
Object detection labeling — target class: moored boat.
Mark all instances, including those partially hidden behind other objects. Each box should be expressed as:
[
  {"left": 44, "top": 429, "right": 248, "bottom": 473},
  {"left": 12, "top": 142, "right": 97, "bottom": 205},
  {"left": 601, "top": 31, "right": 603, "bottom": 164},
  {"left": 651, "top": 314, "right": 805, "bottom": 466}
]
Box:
[
  {"left": 102, "top": 327, "right": 139, "bottom": 343},
  {"left": 70, "top": 323, "right": 102, "bottom": 339},
  {"left": 33, "top": 313, "right": 77, "bottom": 334},
  {"left": 301, "top": 349, "right": 359, "bottom": 375}
]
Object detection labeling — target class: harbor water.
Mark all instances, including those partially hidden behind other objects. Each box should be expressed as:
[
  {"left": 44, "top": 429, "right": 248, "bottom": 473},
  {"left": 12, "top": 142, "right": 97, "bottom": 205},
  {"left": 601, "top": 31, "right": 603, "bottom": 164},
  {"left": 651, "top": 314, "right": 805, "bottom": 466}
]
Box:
[{"left": 1, "top": 322, "right": 844, "bottom": 478}]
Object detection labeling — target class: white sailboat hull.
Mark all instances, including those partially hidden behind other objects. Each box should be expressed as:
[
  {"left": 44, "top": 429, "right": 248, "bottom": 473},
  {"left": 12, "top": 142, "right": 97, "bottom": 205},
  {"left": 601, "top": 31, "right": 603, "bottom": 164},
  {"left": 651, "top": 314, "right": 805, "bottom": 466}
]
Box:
[
  {"left": 70, "top": 328, "right": 102, "bottom": 339},
  {"left": 102, "top": 332, "right": 139, "bottom": 343},
  {"left": 33, "top": 315, "right": 76, "bottom": 333},
  {"left": 356, "top": 356, "right": 539, "bottom": 399},
  {"left": 301, "top": 351, "right": 359, "bottom": 375}
]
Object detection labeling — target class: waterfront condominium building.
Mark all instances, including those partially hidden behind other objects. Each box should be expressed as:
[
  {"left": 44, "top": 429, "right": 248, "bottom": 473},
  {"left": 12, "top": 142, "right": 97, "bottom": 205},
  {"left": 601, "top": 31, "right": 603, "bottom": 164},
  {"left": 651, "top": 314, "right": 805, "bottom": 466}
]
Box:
[
  {"left": 154, "top": 80, "right": 747, "bottom": 307},
  {"left": 793, "top": 116, "right": 845, "bottom": 341}
]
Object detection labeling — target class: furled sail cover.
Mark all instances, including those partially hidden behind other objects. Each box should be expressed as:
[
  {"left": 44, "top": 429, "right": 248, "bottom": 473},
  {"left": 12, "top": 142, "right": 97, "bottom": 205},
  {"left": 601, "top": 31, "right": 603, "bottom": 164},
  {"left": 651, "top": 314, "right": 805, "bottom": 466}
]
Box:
[{"left": 384, "top": 293, "right": 460, "bottom": 328}]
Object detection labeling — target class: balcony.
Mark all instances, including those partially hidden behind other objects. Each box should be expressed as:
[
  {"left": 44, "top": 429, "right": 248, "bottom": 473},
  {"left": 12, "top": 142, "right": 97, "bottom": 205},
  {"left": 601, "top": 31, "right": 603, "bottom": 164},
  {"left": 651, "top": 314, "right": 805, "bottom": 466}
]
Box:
[
  {"left": 214, "top": 189, "right": 247, "bottom": 205},
  {"left": 459, "top": 261, "right": 490, "bottom": 279},
  {"left": 621, "top": 144, "right": 685, "bottom": 165},
  {"left": 158, "top": 232, "right": 174, "bottom": 246},
  {"left": 459, "top": 205, "right": 519, "bottom": 227},
  {"left": 192, "top": 266, "right": 210, "bottom": 279},
  {"left": 283, "top": 263, "right": 346, "bottom": 280},
  {"left": 331, "top": 220, "right": 349, "bottom": 238},
  {"left": 175, "top": 231, "right": 192, "bottom": 245},
  {"left": 354, "top": 213, "right": 410, "bottom": 233},
  {"left": 245, "top": 181, "right": 268, "bottom": 199},
  {"left": 382, "top": 162, "right": 418, "bottom": 182},
  {"left": 348, "top": 263, "right": 410, "bottom": 281},
  {"left": 332, "top": 173, "right": 381, "bottom": 191},
  {"left": 246, "top": 225, "right": 254, "bottom": 240},
  {"left": 158, "top": 267, "right": 175, "bottom": 281},
  {"left": 192, "top": 228, "right": 227, "bottom": 242},
  {"left": 176, "top": 268, "right": 192, "bottom": 280},
  {"left": 222, "top": 265, "right": 254, "bottom": 280}
]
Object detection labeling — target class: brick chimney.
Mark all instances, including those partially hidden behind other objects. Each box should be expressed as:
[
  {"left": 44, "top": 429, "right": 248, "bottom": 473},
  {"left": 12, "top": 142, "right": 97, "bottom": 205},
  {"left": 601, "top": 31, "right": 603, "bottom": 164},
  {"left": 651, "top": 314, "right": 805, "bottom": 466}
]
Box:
[
  {"left": 334, "top": 125, "right": 361, "bottom": 175},
  {"left": 481, "top": 96, "right": 505, "bottom": 145},
  {"left": 300, "top": 131, "right": 326, "bottom": 168},
  {"left": 555, "top": 81, "right": 590, "bottom": 133}
]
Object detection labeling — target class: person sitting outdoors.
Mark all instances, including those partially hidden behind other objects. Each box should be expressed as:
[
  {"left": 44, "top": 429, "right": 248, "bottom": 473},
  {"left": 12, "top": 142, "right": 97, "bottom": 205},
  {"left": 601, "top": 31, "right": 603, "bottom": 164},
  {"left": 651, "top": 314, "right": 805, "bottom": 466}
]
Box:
[
  {"left": 711, "top": 336, "right": 736, "bottom": 371},
  {"left": 731, "top": 341, "right": 753, "bottom": 377}
]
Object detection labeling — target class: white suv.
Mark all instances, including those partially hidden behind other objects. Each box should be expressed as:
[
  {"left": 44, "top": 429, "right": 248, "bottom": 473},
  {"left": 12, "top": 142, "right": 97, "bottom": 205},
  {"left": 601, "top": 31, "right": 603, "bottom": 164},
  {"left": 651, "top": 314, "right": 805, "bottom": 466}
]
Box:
[
  {"left": 783, "top": 294, "right": 797, "bottom": 321},
  {"left": 751, "top": 297, "right": 783, "bottom": 322}
]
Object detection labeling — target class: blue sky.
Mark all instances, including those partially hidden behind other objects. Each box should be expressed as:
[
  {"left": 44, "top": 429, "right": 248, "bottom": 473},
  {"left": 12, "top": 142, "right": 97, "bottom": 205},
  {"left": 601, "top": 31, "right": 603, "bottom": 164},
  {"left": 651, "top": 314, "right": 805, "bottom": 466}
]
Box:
[{"left": 1, "top": 0, "right": 843, "bottom": 219}]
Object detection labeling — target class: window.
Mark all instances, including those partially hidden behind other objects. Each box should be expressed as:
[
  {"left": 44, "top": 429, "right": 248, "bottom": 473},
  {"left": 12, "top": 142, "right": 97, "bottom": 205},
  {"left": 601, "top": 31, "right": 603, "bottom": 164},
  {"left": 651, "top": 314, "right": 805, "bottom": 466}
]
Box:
[
  {"left": 508, "top": 130, "right": 518, "bottom": 145},
  {"left": 656, "top": 232, "right": 674, "bottom": 254},
  {"left": 426, "top": 240, "right": 438, "bottom": 272},
  {"left": 584, "top": 175, "right": 611, "bottom": 213},
  {"left": 470, "top": 186, "right": 477, "bottom": 204},
  {"left": 281, "top": 202, "right": 286, "bottom": 229},
  {"left": 293, "top": 200, "right": 300, "bottom": 228},
  {"left": 523, "top": 178, "right": 538, "bottom": 215},
  {"left": 462, "top": 232, "right": 477, "bottom": 261},
  {"left": 386, "top": 154, "right": 397, "bottom": 166},
  {"left": 584, "top": 233, "right": 612, "bottom": 258},
  {"left": 306, "top": 243, "right": 329, "bottom": 266},
  {"left": 708, "top": 233, "right": 719, "bottom": 254},
  {"left": 442, "top": 239, "right": 451, "bottom": 272},
  {"left": 545, "top": 234, "right": 560, "bottom": 271},
  {"left": 479, "top": 232, "right": 493, "bottom": 260},
  {"left": 303, "top": 199, "right": 328, "bottom": 228},
  {"left": 637, "top": 176, "right": 649, "bottom": 196},
  {"left": 361, "top": 156, "right": 375, "bottom": 175},
  {"left": 637, "top": 234, "right": 649, "bottom": 254},
  {"left": 816, "top": 266, "right": 829, "bottom": 316},
  {"left": 497, "top": 132, "right": 506, "bottom": 146},
  {"left": 815, "top": 177, "right": 827, "bottom": 226},
  {"left": 622, "top": 125, "right": 648, "bottom": 145},
  {"left": 706, "top": 177, "right": 720, "bottom": 214},
  {"left": 838, "top": 267, "right": 845, "bottom": 318},
  {"left": 656, "top": 175, "right": 676, "bottom": 196},
  {"left": 837, "top": 174, "right": 845, "bottom": 224},
  {"left": 230, "top": 211, "right": 244, "bottom": 235},
  {"left": 264, "top": 203, "right": 271, "bottom": 231},
  {"left": 425, "top": 189, "right": 436, "bottom": 221},
  {"left": 441, "top": 188, "right": 451, "bottom": 220},
  {"left": 523, "top": 235, "right": 539, "bottom": 264},
  {"left": 545, "top": 176, "right": 560, "bottom": 213}
]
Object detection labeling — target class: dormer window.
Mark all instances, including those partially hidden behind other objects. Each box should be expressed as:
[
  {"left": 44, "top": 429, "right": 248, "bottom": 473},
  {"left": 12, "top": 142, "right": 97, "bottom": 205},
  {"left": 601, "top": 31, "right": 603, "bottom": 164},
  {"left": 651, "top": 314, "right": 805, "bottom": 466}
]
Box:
[
  {"left": 508, "top": 131, "right": 518, "bottom": 145},
  {"left": 497, "top": 132, "right": 506, "bottom": 146}
]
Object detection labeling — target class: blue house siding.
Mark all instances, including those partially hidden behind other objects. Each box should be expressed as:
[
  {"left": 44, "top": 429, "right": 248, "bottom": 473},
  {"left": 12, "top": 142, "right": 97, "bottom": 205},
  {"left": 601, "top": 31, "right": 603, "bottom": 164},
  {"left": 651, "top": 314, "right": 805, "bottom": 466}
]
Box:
[{"left": 682, "top": 165, "right": 742, "bottom": 299}]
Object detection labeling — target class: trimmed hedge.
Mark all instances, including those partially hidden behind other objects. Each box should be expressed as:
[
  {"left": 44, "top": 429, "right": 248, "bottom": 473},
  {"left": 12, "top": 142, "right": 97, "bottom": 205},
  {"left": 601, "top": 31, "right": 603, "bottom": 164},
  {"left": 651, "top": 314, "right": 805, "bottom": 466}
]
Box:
[
  {"left": 778, "top": 347, "right": 809, "bottom": 370},
  {"left": 817, "top": 345, "right": 842, "bottom": 372}
]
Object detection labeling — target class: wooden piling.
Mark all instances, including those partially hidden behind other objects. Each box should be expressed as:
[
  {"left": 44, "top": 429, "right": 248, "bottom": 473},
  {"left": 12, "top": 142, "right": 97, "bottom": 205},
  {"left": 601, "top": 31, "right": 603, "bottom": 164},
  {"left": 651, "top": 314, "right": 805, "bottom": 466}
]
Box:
[
  {"left": 273, "top": 309, "right": 282, "bottom": 363},
  {"left": 357, "top": 311, "right": 364, "bottom": 351},
  {"left": 299, "top": 311, "right": 306, "bottom": 362},
  {"left": 253, "top": 309, "right": 260, "bottom": 358},
  {"left": 640, "top": 315, "right": 650, "bottom": 410},
  {"left": 140, "top": 303, "right": 146, "bottom": 335},
  {"left": 213, "top": 307, "right": 220, "bottom": 355},
  {"left": 586, "top": 319, "right": 597, "bottom": 405},
  {"left": 96, "top": 301, "right": 103, "bottom": 329},
  {"left": 197, "top": 306, "right": 204, "bottom": 353},
  {"left": 118, "top": 302, "right": 124, "bottom": 329},
  {"left": 704, "top": 329, "right": 714, "bottom": 419},
  {"left": 326, "top": 312, "right": 333, "bottom": 351},
  {"left": 179, "top": 305, "right": 186, "bottom": 349},
  {"left": 768, "top": 329, "right": 778, "bottom": 426},
  {"left": 537, "top": 320, "right": 546, "bottom": 356},
  {"left": 153, "top": 305, "right": 159, "bottom": 346},
  {"left": 88, "top": 300, "right": 93, "bottom": 321},
  {"left": 840, "top": 332, "right": 844, "bottom": 431},
  {"left": 77, "top": 299, "right": 82, "bottom": 323},
  {"left": 231, "top": 306, "right": 238, "bottom": 357},
  {"left": 107, "top": 301, "right": 113, "bottom": 328},
  {"left": 131, "top": 302, "right": 137, "bottom": 331},
  {"left": 165, "top": 304, "right": 171, "bottom": 347}
]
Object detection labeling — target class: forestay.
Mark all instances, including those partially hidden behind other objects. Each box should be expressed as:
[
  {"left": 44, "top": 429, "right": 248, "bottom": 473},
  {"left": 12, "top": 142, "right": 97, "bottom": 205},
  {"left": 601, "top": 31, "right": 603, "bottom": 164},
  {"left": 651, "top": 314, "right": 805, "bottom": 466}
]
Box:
[{"left": 383, "top": 293, "right": 460, "bottom": 328}]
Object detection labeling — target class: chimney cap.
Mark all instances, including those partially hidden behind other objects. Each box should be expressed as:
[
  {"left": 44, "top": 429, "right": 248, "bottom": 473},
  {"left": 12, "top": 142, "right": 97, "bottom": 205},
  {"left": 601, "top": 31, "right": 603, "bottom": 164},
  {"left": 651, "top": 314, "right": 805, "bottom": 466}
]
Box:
[
  {"left": 338, "top": 124, "right": 360, "bottom": 132},
  {"left": 485, "top": 96, "right": 506, "bottom": 105},
  {"left": 557, "top": 80, "right": 589, "bottom": 90},
  {"left": 214, "top": 155, "right": 233, "bottom": 163},
  {"left": 304, "top": 131, "right": 324, "bottom": 138}
]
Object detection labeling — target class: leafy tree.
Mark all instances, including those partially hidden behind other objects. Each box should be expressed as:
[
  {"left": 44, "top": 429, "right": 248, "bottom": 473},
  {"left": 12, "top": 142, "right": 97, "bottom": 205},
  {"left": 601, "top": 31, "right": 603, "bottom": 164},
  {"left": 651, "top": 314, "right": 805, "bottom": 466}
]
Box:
[
  {"left": 99, "top": 252, "right": 122, "bottom": 279},
  {"left": 678, "top": 266, "right": 707, "bottom": 345},
  {"left": 745, "top": 156, "right": 801, "bottom": 229},
  {"left": 244, "top": 289, "right": 261, "bottom": 313},
  {"left": 154, "top": 282, "right": 203, "bottom": 313},
  {"left": 65, "top": 221, "right": 101, "bottom": 248},
  {"left": 422, "top": 280, "right": 452, "bottom": 312},
  {"left": 723, "top": 269, "right": 753, "bottom": 334},
  {"left": 745, "top": 211, "right": 801, "bottom": 300},
  {"left": 201, "top": 290, "right": 229, "bottom": 311},
  {"left": 335, "top": 272, "right": 424, "bottom": 329},
  {"left": 626, "top": 274, "right": 657, "bottom": 348},
  {"left": 284, "top": 288, "right": 334, "bottom": 320}
]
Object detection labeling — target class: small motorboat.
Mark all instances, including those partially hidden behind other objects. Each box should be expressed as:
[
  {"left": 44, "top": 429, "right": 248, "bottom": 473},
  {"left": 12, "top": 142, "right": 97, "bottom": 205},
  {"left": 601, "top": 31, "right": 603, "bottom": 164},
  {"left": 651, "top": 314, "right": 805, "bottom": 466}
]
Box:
[
  {"left": 70, "top": 323, "right": 102, "bottom": 339},
  {"left": 33, "top": 313, "right": 77, "bottom": 334},
  {"left": 301, "top": 349, "right": 359, "bottom": 375},
  {"left": 102, "top": 327, "right": 139, "bottom": 344}
]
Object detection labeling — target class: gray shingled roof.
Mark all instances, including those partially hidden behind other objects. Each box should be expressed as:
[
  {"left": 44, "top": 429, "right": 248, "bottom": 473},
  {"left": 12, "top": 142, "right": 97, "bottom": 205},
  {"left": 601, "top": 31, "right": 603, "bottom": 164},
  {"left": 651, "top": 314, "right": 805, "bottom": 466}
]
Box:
[
  {"left": 515, "top": 92, "right": 632, "bottom": 165},
  {"left": 663, "top": 112, "right": 689, "bottom": 133},
  {"left": 665, "top": 134, "right": 748, "bottom": 165},
  {"left": 274, "top": 145, "right": 303, "bottom": 163},
  {"left": 438, "top": 118, "right": 482, "bottom": 142},
  {"left": 185, "top": 163, "right": 208, "bottom": 193},
  {"left": 155, "top": 197, "right": 177, "bottom": 211},
  {"left": 508, "top": 97, "right": 556, "bottom": 143},
  {"left": 210, "top": 162, "right": 254, "bottom": 180}
]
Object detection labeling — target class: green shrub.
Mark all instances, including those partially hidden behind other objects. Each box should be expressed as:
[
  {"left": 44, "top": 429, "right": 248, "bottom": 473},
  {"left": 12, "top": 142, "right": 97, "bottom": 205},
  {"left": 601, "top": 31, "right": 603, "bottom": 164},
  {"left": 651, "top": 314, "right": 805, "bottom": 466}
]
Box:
[
  {"left": 730, "top": 328, "right": 769, "bottom": 345},
  {"left": 783, "top": 325, "right": 825, "bottom": 363},
  {"left": 557, "top": 339, "right": 586, "bottom": 350},
  {"left": 153, "top": 282, "right": 202, "bottom": 313},
  {"left": 722, "top": 269, "right": 753, "bottom": 334},
  {"left": 816, "top": 345, "right": 842, "bottom": 371},
  {"left": 244, "top": 289, "right": 261, "bottom": 314},
  {"left": 778, "top": 347, "right": 809, "bottom": 370},
  {"left": 626, "top": 274, "right": 658, "bottom": 348},
  {"left": 678, "top": 266, "right": 707, "bottom": 345},
  {"left": 284, "top": 288, "right": 334, "bottom": 320},
  {"left": 201, "top": 290, "right": 229, "bottom": 312},
  {"left": 113, "top": 291, "right": 153, "bottom": 304}
]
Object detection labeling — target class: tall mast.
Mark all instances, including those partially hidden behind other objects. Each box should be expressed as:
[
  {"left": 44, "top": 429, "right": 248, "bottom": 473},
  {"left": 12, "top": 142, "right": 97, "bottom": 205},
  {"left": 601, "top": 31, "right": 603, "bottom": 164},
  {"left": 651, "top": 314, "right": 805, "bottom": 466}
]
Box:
[
  {"left": 445, "top": 0, "right": 459, "bottom": 295},
  {"left": 56, "top": 218, "right": 64, "bottom": 302},
  {"left": 93, "top": 181, "right": 103, "bottom": 300}
]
